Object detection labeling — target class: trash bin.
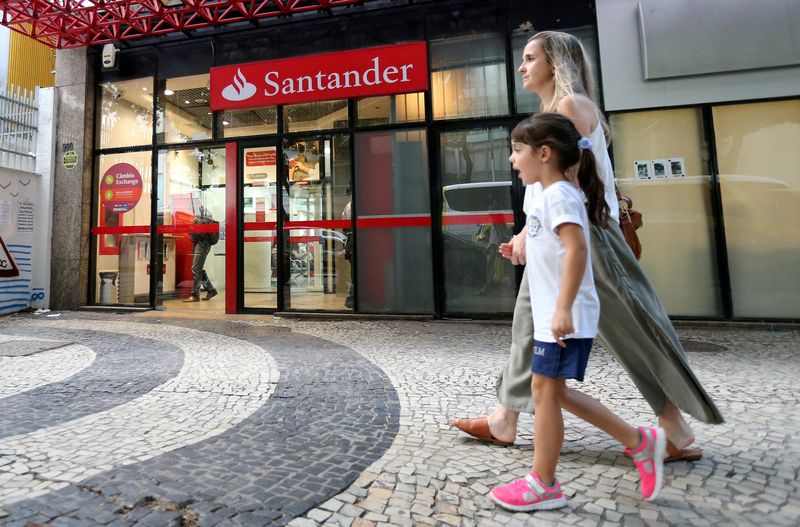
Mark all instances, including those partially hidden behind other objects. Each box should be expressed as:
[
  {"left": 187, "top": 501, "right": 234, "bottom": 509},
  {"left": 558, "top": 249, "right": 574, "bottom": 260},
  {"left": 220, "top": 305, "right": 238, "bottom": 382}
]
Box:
[{"left": 99, "top": 271, "right": 118, "bottom": 304}]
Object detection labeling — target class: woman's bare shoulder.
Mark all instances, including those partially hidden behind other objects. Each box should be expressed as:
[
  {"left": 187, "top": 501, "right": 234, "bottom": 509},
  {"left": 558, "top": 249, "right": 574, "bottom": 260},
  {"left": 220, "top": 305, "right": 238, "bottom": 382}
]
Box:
[{"left": 556, "top": 94, "right": 598, "bottom": 136}]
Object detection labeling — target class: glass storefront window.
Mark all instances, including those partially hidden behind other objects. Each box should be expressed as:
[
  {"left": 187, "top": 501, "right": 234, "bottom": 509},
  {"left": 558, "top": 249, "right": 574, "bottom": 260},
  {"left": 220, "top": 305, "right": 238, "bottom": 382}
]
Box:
[
  {"left": 430, "top": 34, "right": 509, "bottom": 120},
  {"left": 93, "top": 151, "right": 153, "bottom": 305},
  {"left": 354, "top": 129, "right": 433, "bottom": 314},
  {"left": 155, "top": 147, "right": 227, "bottom": 307},
  {"left": 284, "top": 100, "right": 348, "bottom": 133},
  {"left": 356, "top": 93, "right": 426, "bottom": 126},
  {"left": 439, "top": 127, "right": 515, "bottom": 315},
  {"left": 511, "top": 26, "right": 600, "bottom": 115},
  {"left": 157, "top": 74, "right": 212, "bottom": 144},
  {"left": 610, "top": 107, "right": 722, "bottom": 317},
  {"left": 242, "top": 145, "right": 279, "bottom": 309},
  {"left": 220, "top": 106, "right": 278, "bottom": 138},
  {"left": 282, "top": 136, "right": 352, "bottom": 311},
  {"left": 97, "top": 78, "right": 153, "bottom": 149},
  {"left": 713, "top": 99, "right": 800, "bottom": 318}
]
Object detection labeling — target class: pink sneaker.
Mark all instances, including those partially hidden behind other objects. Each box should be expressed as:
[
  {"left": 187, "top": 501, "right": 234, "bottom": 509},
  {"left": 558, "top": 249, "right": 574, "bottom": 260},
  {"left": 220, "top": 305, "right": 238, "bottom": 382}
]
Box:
[
  {"left": 625, "top": 426, "right": 666, "bottom": 500},
  {"left": 490, "top": 472, "right": 567, "bottom": 512}
]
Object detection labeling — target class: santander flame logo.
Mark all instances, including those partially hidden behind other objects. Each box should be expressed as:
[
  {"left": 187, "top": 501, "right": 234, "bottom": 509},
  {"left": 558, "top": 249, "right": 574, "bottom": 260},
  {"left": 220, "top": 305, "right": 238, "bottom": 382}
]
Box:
[{"left": 221, "top": 68, "right": 257, "bottom": 101}]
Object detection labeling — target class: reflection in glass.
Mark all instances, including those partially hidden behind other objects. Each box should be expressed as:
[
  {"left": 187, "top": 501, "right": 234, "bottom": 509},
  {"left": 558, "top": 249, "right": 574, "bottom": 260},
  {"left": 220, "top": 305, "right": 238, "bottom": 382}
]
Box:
[
  {"left": 430, "top": 34, "right": 509, "bottom": 120},
  {"left": 220, "top": 106, "right": 278, "bottom": 138},
  {"left": 284, "top": 100, "right": 348, "bottom": 132},
  {"left": 155, "top": 147, "right": 226, "bottom": 309},
  {"left": 354, "top": 129, "right": 433, "bottom": 314},
  {"left": 440, "top": 128, "right": 515, "bottom": 315},
  {"left": 157, "top": 74, "right": 212, "bottom": 144},
  {"left": 282, "top": 135, "right": 352, "bottom": 311},
  {"left": 611, "top": 107, "right": 721, "bottom": 316},
  {"left": 713, "top": 99, "right": 800, "bottom": 318},
  {"left": 97, "top": 78, "right": 154, "bottom": 149},
  {"left": 356, "top": 93, "right": 425, "bottom": 126},
  {"left": 94, "top": 151, "right": 153, "bottom": 304}
]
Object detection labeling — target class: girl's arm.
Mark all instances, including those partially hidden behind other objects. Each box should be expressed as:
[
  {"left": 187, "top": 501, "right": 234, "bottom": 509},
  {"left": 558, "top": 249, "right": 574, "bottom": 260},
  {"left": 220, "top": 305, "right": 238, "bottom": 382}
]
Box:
[{"left": 552, "top": 223, "right": 588, "bottom": 347}]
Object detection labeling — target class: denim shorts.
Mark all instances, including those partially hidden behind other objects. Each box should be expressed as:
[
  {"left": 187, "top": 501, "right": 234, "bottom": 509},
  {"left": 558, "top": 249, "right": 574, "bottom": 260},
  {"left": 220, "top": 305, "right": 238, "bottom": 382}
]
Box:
[{"left": 531, "top": 338, "right": 593, "bottom": 381}]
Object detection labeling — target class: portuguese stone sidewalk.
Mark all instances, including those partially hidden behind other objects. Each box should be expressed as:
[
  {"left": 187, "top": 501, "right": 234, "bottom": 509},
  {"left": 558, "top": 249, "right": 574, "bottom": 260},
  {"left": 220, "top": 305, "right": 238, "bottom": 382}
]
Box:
[{"left": 0, "top": 310, "right": 798, "bottom": 526}]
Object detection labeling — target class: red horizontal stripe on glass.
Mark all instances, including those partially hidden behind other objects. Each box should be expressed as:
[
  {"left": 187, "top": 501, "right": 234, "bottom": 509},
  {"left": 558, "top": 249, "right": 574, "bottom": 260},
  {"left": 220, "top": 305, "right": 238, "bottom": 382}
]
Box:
[
  {"left": 157, "top": 224, "right": 219, "bottom": 234},
  {"left": 91, "top": 225, "right": 150, "bottom": 235},
  {"left": 244, "top": 235, "right": 324, "bottom": 243},
  {"left": 284, "top": 220, "right": 351, "bottom": 229},
  {"left": 442, "top": 213, "right": 514, "bottom": 226},
  {"left": 355, "top": 216, "right": 431, "bottom": 228},
  {"left": 244, "top": 222, "right": 278, "bottom": 231}
]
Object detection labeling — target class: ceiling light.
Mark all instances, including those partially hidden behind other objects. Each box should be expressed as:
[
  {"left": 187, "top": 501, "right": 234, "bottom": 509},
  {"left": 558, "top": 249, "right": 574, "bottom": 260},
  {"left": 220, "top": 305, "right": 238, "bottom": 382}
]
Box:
[
  {"left": 142, "top": 86, "right": 148, "bottom": 91},
  {"left": 163, "top": 89, "right": 174, "bottom": 96},
  {"left": 184, "top": 100, "right": 191, "bottom": 104},
  {"left": 222, "top": 120, "right": 230, "bottom": 126}
]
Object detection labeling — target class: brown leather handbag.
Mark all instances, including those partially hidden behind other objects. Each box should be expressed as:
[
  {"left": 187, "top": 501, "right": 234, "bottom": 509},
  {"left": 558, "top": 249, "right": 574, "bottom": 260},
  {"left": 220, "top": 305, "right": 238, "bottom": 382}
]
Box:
[{"left": 616, "top": 187, "right": 643, "bottom": 260}]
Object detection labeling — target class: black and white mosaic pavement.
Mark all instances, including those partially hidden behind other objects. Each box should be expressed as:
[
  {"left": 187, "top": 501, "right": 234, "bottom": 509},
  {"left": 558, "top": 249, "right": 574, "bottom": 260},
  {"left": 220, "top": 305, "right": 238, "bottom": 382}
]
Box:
[
  {"left": 0, "top": 315, "right": 399, "bottom": 526},
  {"left": 2, "top": 312, "right": 799, "bottom": 526},
  {"left": 0, "top": 328, "right": 183, "bottom": 436}
]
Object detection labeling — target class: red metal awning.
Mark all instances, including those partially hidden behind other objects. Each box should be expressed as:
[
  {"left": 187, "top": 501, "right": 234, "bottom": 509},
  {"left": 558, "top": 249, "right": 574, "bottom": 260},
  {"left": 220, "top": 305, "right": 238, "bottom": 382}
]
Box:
[{"left": 0, "top": 0, "right": 367, "bottom": 49}]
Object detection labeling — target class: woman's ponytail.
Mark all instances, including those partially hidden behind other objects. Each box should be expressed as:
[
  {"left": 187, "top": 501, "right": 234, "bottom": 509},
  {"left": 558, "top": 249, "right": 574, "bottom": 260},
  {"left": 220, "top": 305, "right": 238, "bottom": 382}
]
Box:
[{"left": 576, "top": 148, "right": 609, "bottom": 228}]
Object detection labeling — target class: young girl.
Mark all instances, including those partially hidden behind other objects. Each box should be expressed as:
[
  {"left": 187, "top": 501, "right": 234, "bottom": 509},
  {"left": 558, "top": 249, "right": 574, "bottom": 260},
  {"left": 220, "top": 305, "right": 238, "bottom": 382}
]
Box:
[{"left": 490, "top": 113, "right": 666, "bottom": 511}]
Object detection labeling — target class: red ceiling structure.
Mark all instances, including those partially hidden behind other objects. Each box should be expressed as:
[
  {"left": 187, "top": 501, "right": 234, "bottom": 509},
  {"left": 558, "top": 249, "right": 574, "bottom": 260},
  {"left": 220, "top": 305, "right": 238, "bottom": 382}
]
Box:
[{"left": 0, "top": 0, "right": 367, "bottom": 49}]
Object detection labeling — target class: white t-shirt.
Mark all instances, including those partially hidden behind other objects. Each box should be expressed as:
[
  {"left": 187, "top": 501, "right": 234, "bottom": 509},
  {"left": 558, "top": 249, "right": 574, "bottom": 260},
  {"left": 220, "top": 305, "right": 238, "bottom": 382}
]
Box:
[
  {"left": 523, "top": 123, "right": 619, "bottom": 224},
  {"left": 525, "top": 181, "right": 600, "bottom": 343}
]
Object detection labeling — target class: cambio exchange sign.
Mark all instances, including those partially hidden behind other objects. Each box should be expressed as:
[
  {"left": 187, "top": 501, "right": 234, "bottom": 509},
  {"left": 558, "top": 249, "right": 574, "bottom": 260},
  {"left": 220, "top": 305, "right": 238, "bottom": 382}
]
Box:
[{"left": 210, "top": 42, "right": 428, "bottom": 111}]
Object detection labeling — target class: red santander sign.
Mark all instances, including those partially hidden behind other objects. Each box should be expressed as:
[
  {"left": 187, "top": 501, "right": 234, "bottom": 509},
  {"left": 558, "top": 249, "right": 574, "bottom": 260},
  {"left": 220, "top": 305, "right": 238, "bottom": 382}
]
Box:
[{"left": 210, "top": 42, "right": 428, "bottom": 111}]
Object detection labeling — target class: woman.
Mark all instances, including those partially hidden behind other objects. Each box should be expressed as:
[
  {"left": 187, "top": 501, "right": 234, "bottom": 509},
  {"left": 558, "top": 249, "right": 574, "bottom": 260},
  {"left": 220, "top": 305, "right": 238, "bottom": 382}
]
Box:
[{"left": 451, "top": 31, "right": 722, "bottom": 460}]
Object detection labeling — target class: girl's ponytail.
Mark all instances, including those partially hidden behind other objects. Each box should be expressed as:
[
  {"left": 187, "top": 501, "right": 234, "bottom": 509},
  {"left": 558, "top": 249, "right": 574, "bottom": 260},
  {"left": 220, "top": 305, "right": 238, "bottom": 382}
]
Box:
[{"left": 576, "top": 148, "right": 609, "bottom": 228}]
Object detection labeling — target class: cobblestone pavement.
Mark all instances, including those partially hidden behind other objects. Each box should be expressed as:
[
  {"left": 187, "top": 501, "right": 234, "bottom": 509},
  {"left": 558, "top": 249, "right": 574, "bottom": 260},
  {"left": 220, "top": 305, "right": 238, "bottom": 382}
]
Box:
[{"left": 0, "top": 311, "right": 798, "bottom": 526}]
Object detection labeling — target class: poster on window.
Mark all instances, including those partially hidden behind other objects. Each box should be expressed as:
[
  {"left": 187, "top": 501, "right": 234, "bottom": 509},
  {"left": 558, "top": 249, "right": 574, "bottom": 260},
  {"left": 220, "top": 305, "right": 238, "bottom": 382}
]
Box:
[
  {"left": 100, "top": 163, "right": 143, "bottom": 213},
  {"left": 244, "top": 148, "right": 277, "bottom": 184},
  {"left": 287, "top": 140, "right": 321, "bottom": 183}
]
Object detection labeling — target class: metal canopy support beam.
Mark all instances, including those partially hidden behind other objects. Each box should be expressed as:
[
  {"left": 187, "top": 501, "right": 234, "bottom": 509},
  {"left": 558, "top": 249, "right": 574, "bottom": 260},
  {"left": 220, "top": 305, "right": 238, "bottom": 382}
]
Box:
[{"left": 0, "top": 0, "right": 366, "bottom": 49}]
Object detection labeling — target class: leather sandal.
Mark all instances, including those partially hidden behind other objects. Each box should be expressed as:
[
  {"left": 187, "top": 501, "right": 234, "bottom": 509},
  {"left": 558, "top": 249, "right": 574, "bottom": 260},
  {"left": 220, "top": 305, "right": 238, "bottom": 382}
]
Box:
[
  {"left": 665, "top": 440, "right": 703, "bottom": 463},
  {"left": 624, "top": 439, "right": 702, "bottom": 463},
  {"left": 450, "top": 416, "right": 514, "bottom": 446}
]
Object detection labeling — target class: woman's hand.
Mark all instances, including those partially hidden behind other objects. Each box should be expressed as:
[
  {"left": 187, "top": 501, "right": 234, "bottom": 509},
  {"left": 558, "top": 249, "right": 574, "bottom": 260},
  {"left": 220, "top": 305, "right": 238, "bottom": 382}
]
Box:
[
  {"left": 499, "top": 230, "right": 527, "bottom": 265},
  {"left": 512, "top": 227, "right": 528, "bottom": 265},
  {"left": 498, "top": 241, "right": 513, "bottom": 260},
  {"left": 497, "top": 229, "right": 525, "bottom": 265},
  {"left": 551, "top": 308, "right": 574, "bottom": 348}
]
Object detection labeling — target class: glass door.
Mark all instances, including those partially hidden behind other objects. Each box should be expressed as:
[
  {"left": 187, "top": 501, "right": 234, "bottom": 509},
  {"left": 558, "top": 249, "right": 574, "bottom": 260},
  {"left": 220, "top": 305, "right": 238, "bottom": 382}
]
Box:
[
  {"left": 353, "top": 129, "right": 433, "bottom": 314},
  {"left": 241, "top": 142, "right": 279, "bottom": 310},
  {"left": 155, "top": 146, "right": 227, "bottom": 311},
  {"left": 282, "top": 135, "right": 352, "bottom": 311},
  {"left": 92, "top": 151, "right": 152, "bottom": 306},
  {"left": 439, "top": 127, "right": 516, "bottom": 316}
]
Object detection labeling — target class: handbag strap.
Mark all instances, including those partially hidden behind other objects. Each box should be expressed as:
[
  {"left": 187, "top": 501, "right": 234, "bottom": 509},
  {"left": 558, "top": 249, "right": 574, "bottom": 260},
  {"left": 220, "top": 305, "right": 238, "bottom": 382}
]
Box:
[{"left": 615, "top": 184, "right": 633, "bottom": 223}]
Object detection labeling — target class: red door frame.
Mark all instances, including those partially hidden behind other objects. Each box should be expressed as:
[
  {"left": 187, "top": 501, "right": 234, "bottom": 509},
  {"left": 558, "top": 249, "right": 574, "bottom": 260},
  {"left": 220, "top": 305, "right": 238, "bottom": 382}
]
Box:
[{"left": 225, "top": 141, "right": 239, "bottom": 314}]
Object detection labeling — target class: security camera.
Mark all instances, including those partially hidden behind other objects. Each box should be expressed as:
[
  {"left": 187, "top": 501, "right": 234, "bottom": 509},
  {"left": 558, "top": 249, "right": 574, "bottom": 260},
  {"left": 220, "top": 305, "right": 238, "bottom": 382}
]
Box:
[{"left": 101, "top": 43, "right": 119, "bottom": 70}]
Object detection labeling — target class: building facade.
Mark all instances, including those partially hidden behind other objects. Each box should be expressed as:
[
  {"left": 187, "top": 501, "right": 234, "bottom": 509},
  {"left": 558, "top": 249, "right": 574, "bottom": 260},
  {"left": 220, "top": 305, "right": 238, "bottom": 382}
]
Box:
[{"left": 50, "top": 0, "right": 799, "bottom": 320}]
